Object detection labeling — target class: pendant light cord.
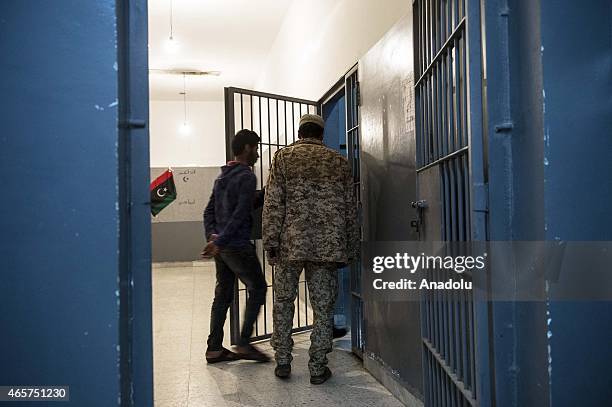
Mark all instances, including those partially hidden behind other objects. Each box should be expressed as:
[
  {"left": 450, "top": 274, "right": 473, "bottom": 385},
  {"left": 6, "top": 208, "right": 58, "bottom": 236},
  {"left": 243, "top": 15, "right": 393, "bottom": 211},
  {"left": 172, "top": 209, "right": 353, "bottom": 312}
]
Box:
[
  {"left": 169, "top": 0, "right": 174, "bottom": 40},
  {"left": 183, "top": 73, "right": 187, "bottom": 125}
]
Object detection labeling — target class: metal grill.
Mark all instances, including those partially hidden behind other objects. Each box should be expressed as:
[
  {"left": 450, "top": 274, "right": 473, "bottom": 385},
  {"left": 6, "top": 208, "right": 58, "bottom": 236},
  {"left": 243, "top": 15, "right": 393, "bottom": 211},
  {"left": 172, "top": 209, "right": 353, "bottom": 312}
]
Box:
[
  {"left": 345, "top": 67, "right": 365, "bottom": 357},
  {"left": 413, "top": 0, "right": 478, "bottom": 405},
  {"left": 224, "top": 87, "right": 319, "bottom": 343}
]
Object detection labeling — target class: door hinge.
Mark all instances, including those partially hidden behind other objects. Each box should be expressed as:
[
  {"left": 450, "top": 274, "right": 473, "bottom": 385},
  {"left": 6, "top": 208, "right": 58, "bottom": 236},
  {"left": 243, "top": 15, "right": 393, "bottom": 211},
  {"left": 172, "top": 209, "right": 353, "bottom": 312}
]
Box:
[
  {"left": 119, "top": 119, "right": 147, "bottom": 129},
  {"left": 473, "top": 182, "right": 489, "bottom": 212}
]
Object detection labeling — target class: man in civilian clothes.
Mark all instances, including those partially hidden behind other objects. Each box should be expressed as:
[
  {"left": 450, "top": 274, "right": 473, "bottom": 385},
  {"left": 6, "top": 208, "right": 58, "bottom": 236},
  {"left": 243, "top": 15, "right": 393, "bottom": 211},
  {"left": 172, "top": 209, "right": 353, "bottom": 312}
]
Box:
[{"left": 202, "top": 129, "right": 269, "bottom": 363}]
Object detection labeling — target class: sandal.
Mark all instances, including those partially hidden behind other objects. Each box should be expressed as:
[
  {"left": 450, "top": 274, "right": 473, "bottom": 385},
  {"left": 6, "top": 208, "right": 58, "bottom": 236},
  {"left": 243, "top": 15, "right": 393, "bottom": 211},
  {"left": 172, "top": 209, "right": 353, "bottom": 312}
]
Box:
[
  {"left": 233, "top": 344, "right": 271, "bottom": 362},
  {"left": 205, "top": 347, "right": 239, "bottom": 364}
]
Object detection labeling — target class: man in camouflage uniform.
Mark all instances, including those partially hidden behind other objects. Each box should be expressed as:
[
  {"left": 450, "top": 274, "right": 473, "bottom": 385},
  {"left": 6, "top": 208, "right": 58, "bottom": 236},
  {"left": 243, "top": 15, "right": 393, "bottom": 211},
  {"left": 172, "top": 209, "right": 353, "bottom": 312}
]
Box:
[{"left": 263, "top": 114, "right": 360, "bottom": 384}]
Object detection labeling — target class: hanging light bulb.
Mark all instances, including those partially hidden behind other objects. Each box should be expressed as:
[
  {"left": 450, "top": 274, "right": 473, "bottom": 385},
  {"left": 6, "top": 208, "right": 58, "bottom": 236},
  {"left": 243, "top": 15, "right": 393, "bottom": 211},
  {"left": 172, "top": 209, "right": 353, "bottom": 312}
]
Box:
[
  {"left": 179, "top": 121, "right": 191, "bottom": 135},
  {"left": 178, "top": 73, "right": 190, "bottom": 135},
  {"left": 165, "top": 37, "right": 180, "bottom": 54},
  {"left": 165, "top": 0, "right": 179, "bottom": 53}
]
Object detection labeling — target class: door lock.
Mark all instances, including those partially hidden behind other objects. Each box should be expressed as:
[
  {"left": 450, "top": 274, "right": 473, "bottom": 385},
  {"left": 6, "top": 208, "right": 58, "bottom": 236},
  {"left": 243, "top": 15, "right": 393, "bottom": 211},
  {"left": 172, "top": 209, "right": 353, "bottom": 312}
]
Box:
[{"left": 410, "top": 200, "right": 428, "bottom": 233}]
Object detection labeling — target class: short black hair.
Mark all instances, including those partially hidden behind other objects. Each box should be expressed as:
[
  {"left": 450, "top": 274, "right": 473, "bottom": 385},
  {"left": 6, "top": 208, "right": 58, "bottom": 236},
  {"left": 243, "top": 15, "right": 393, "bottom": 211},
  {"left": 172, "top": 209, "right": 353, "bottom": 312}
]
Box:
[
  {"left": 298, "top": 122, "right": 324, "bottom": 139},
  {"left": 232, "top": 129, "right": 260, "bottom": 155}
]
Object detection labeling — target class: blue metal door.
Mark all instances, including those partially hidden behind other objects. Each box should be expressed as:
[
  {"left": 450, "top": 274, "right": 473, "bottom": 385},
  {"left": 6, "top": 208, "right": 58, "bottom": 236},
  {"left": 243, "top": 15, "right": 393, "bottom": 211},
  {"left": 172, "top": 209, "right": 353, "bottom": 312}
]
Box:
[{"left": 413, "top": 0, "right": 491, "bottom": 405}]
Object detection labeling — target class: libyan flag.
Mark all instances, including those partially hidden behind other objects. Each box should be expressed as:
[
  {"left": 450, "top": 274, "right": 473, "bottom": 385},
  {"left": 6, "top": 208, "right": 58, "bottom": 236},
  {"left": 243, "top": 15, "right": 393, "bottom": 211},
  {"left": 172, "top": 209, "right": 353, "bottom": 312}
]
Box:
[{"left": 150, "top": 169, "right": 177, "bottom": 216}]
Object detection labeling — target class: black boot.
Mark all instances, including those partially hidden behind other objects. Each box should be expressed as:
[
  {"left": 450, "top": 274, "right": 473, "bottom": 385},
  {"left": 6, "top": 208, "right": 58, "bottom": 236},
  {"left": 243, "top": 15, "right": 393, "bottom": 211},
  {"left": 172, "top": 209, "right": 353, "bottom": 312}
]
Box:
[
  {"left": 275, "top": 364, "right": 291, "bottom": 379},
  {"left": 310, "top": 367, "right": 332, "bottom": 385}
]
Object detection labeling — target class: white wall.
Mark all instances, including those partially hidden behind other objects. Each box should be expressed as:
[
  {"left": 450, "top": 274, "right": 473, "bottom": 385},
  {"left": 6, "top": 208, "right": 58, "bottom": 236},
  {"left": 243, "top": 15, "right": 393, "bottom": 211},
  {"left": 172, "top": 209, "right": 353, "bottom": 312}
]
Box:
[
  {"left": 256, "top": 0, "right": 410, "bottom": 100},
  {"left": 150, "top": 0, "right": 410, "bottom": 167},
  {"left": 149, "top": 100, "right": 226, "bottom": 167}
]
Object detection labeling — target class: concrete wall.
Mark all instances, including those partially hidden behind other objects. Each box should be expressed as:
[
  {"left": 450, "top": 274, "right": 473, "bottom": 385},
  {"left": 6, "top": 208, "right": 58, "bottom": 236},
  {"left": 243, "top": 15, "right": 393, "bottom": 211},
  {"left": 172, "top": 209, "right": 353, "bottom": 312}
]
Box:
[{"left": 256, "top": 0, "right": 411, "bottom": 100}]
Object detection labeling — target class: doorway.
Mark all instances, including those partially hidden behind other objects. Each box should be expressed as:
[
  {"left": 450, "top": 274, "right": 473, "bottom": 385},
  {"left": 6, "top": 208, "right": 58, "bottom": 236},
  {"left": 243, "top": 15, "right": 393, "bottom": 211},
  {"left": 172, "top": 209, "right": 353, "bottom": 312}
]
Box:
[{"left": 222, "top": 65, "right": 364, "bottom": 356}]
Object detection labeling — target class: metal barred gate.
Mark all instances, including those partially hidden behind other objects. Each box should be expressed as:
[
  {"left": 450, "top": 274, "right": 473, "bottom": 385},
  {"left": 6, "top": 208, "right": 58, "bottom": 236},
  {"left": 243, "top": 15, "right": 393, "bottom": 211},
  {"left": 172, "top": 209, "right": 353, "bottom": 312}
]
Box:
[
  {"left": 413, "top": 0, "right": 491, "bottom": 405},
  {"left": 224, "top": 87, "right": 319, "bottom": 343}
]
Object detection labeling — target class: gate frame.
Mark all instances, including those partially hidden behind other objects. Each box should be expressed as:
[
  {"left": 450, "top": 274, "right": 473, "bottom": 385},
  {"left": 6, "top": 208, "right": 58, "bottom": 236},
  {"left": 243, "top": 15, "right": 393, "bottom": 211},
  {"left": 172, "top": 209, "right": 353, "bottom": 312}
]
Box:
[{"left": 224, "top": 87, "right": 320, "bottom": 344}]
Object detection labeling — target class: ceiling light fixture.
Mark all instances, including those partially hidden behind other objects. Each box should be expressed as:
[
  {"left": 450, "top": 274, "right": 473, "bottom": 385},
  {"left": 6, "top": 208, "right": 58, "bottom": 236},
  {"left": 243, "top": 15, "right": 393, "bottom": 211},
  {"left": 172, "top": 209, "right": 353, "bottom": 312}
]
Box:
[
  {"left": 179, "top": 73, "right": 191, "bottom": 135},
  {"left": 149, "top": 69, "right": 222, "bottom": 77}
]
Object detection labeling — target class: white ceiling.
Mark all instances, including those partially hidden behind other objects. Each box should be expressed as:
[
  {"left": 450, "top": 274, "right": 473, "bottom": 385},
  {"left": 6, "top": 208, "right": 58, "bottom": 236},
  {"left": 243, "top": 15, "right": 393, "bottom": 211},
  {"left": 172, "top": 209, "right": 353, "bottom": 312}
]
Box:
[{"left": 148, "top": 0, "right": 294, "bottom": 101}]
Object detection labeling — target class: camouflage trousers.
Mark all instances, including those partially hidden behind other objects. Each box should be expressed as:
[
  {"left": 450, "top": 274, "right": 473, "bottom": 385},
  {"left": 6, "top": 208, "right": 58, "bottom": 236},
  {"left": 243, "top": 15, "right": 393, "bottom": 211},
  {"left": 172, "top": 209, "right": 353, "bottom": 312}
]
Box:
[{"left": 270, "top": 261, "right": 338, "bottom": 376}]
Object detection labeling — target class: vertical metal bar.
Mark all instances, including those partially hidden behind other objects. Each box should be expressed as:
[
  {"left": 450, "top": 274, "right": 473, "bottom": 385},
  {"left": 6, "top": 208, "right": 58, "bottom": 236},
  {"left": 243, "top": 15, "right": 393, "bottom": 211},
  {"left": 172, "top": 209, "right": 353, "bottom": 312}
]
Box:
[
  {"left": 441, "top": 53, "right": 448, "bottom": 157},
  {"left": 437, "top": 63, "right": 444, "bottom": 160},
  {"left": 419, "top": 0, "right": 424, "bottom": 74},
  {"left": 239, "top": 93, "right": 244, "bottom": 131},
  {"left": 444, "top": 162, "right": 452, "bottom": 241},
  {"left": 454, "top": 38, "right": 462, "bottom": 151},
  {"left": 447, "top": 278, "right": 455, "bottom": 376},
  {"left": 424, "top": 0, "right": 429, "bottom": 68},
  {"left": 460, "top": 287, "right": 469, "bottom": 390},
  {"left": 452, "top": 157, "right": 460, "bottom": 241},
  {"left": 442, "top": 272, "right": 449, "bottom": 364},
  {"left": 426, "top": 351, "right": 432, "bottom": 406},
  {"left": 426, "top": 78, "right": 431, "bottom": 164},
  {"left": 454, "top": 0, "right": 459, "bottom": 27},
  {"left": 429, "top": 0, "right": 434, "bottom": 65},
  {"left": 440, "top": 0, "right": 445, "bottom": 48},
  {"left": 465, "top": 291, "right": 473, "bottom": 390},
  {"left": 448, "top": 48, "right": 456, "bottom": 153},
  {"left": 439, "top": 358, "right": 446, "bottom": 407},
  {"left": 463, "top": 154, "right": 471, "bottom": 238},
  {"left": 229, "top": 279, "right": 240, "bottom": 345},
  {"left": 438, "top": 0, "right": 443, "bottom": 53},
  {"left": 432, "top": 68, "right": 438, "bottom": 161},
  {"left": 469, "top": 291, "right": 476, "bottom": 394},
  {"left": 458, "top": 36, "right": 465, "bottom": 148},
  {"left": 276, "top": 99, "right": 279, "bottom": 147},
  {"left": 304, "top": 278, "right": 309, "bottom": 325},
  {"left": 461, "top": 36, "right": 468, "bottom": 149},
  {"left": 457, "top": 155, "right": 466, "bottom": 240},
  {"left": 433, "top": 0, "right": 438, "bottom": 56},
  {"left": 423, "top": 81, "right": 428, "bottom": 165},
  {"left": 453, "top": 277, "right": 462, "bottom": 379},
  {"left": 283, "top": 100, "right": 287, "bottom": 146},
  {"left": 444, "top": 367, "right": 451, "bottom": 407},
  {"left": 432, "top": 354, "right": 438, "bottom": 407},
  {"left": 291, "top": 102, "right": 296, "bottom": 143},
  {"left": 250, "top": 94, "right": 253, "bottom": 130},
  {"left": 438, "top": 268, "right": 445, "bottom": 367},
  {"left": 419, "top": 83, "right": 424, "bottom": 166}
]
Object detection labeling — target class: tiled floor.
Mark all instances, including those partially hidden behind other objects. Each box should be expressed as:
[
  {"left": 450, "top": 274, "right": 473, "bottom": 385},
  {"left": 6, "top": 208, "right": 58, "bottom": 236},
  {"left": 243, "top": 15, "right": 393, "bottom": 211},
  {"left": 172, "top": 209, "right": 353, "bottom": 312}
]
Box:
[{"left": 153, "top": 261, "right": 404, "bottom": 407}]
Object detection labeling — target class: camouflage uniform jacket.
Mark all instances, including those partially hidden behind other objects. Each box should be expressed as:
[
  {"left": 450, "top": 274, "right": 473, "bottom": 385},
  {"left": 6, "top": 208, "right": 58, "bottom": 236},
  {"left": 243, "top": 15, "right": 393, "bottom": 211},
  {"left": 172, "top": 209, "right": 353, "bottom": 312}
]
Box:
[{"left": 262, "top": 138, "right": 360, "bottom": 263}]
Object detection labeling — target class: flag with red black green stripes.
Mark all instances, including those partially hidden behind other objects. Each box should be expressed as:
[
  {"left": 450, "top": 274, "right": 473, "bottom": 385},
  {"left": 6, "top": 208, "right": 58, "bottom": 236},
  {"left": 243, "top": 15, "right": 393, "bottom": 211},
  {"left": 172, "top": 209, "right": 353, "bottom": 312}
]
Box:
[{"left": 150, "top": 169, "right": 177, "bottom": 216}]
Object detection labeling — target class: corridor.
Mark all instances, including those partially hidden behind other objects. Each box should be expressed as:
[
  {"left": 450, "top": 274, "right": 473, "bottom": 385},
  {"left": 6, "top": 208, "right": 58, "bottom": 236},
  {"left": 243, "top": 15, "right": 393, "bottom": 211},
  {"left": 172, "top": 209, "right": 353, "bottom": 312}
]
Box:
[{"left": 152, "top": 262, "right": 404, "bottom": 407}]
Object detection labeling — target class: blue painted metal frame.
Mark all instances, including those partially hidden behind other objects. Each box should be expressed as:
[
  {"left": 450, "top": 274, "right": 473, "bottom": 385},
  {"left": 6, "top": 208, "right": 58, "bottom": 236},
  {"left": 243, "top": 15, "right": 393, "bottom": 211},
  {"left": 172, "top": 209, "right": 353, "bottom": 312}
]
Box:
[{"left": 117, "top": 1, "right": 153, "bottom": 406}]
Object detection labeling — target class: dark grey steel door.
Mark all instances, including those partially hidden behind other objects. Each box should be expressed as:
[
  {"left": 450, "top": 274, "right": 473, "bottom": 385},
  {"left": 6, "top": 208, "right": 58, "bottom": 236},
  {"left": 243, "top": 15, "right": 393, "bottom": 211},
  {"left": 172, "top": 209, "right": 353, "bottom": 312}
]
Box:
[
  {"left": 224, "top": 87, "right": 319, "bottom": 343},
  {"left": 413, "top": 0, "right": 491, "bottom": 405}
]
